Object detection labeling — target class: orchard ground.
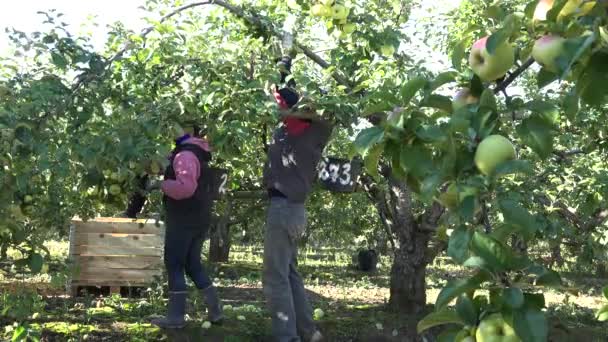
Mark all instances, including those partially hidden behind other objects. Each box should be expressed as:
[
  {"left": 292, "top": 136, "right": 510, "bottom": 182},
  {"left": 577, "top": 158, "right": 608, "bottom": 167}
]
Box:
[{"left": 1, "top": 242, "right": 607, "bottom": 341}]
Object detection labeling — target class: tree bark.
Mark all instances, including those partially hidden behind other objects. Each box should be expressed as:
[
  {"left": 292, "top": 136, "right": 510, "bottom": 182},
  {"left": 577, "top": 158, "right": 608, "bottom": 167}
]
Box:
[
  {"left": 363, "top": 175, "right": 444, "bottom": 314},
  {"left": 209, "top": 200, "right": 233, "bottom": 263},
  {"left": 209, "top": 219, "right": 231, "bottom": 262}
]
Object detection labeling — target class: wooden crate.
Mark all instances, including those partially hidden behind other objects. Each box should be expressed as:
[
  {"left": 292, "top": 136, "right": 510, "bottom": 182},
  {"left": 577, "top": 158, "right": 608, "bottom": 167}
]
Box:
[{"left": 68, "top": 217, "right": 165, "bottom": 296}]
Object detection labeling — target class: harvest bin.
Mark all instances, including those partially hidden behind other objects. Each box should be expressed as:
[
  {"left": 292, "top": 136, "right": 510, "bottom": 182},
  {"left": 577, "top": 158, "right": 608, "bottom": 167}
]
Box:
[{"left": 68, "top": 217, "right": 165, "bottom": 296}]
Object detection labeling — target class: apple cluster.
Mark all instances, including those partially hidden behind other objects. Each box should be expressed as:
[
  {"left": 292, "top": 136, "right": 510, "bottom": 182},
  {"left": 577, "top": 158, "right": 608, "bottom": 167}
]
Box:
[
  {"left": 310, "top": 0, "right": 355, "bottom": 40},
  {"left": 531, "top": 0, "right": 597, "bottom": 72}
]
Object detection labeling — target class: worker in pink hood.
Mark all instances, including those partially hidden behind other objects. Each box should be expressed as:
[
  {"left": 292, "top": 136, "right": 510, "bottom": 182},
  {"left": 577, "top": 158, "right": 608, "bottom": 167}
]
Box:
[{"left": 149, "top": 121, "right": 224, "bottom": 329}]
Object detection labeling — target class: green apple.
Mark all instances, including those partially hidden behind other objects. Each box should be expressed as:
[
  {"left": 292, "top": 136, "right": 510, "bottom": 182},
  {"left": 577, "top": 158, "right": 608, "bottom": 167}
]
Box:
[
  {"left": 532, "top": 35, "right": 566, "bottom": 72},
  {"left": 202, "top": 321, "right": 212, "bottom": 329},
  {"left": 109, "top": 184, "right": 122, "bottom": 196},
  {"left": 453, "top": 88, "right": 479, "bottom": 111},
  {"left": 474, "top": 135, "right": 516, "bottom": 176},
  {"left": 321, "top": 0, "right": 334, "bottom": 5},
  {"left": 110, "top": 172, "right": 121, "bottom": 181},
  {"left": 559, "top": 0, "right": 596, "bottom": 19},
  {"left": 311, "top": 4, "right": 326, "bottom": 16},
  {"left": 23, "top": 195, "right": 33, "bottom": 204},
  {"left": 476, "top": 314, "right": 521, "bottom": 342},
  {"left": 286, "top": 0, "right": 300, "bottom": 10},
  {"left": 331, "top": 4, "right": 349, "bottom": 20},
  {"left": 468, "top": 36, "right": 515, "bottom": 82},
  {"left": 533, "top": 0, "right": 554, "bottom": 21},
  {"left": 342, "top": 23, "right": 356, "bottom": 34},
  {"left": 380, "top": 44, "right": 396, "bottom": 56},
  {"left": 455, "top": 328, "right": 476, "bottom": 342},
  {"left": 313, "top": 308, "right": 325, "bottom": 320}
]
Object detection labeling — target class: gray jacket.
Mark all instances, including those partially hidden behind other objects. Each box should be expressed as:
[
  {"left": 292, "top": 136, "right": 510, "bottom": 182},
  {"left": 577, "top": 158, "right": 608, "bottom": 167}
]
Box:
[{"left": 263, "top": 118, "right": 332, "bottom": 203}]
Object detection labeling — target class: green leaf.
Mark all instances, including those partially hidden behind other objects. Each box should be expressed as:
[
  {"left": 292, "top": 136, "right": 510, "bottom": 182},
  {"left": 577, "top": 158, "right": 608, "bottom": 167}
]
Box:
[
  {"left": 471, "top": 109, "right": 498, "bottom": 139},
  {"left": 603, "top": 286, "right": 608, "bottom": 300},
  {"left": 503, "top": 287, "right": 524, "bottom": 309},
  {"left": 430, "top": 72, "right": 458, "bottom": 91},
  {"left": 524, "top": 292, "right": 546, "bottom": 309},
  {"left": 513, "top": 306, "right": 548, "bottom": 342},
  {"left": 364, "top": 143, "right": 384, "bottom": 181},
  {"left": 537, "top": 68, "right": 558, "bottom": 89},
  {"left": 470, "top": 231, "right": 514, "bottom": 272},
  {"left": 577, "top": 52, "right": 608, "bottom": 107},
  {"left": 421, "top": 94, "right": 452, "bottom": 113},
  {"left": 452, "top": 40, "right": 467, "bottom": 71},
  {"left": 534, "top": 268, "right": 562, "bottom": 288},
  {"left": 456, "top": 294, "right": 478, "bottom": 326},
  {"left": 435, "top": 272, "right": 489, "bottom": 309},
  {"left": 524, "top": 0, "right": 540, "bottom": 18},
  {"left": 597, "top": 305, "right": 608, "bottom": 322},
  {"left": 448, "top": 227, "right": 473, "bottom": 264},
  {"left": 525, "top": 100, "right": 559, "bottom": 125},
  {"left": 486, "top": 29, "right": 509, "bottom": 55},
  {"left": 559, "top": 33, "right": 596, "bottom": 80},
  {"left": 458, "top": 195, "right": 476, "bottom": 222},
  {"left": 493, "top": 160, "right": 534, "bottom": 177},
  {"left": 499, "top": 200, "right": 538, "bottom": 241},
  {"left": 51, "top": 51, "right": 68, "bottom": 69},
  {"left": 354, "top": 127, "right": 385, "bottom": 155},
  {"left": 562, "top": 91, "right": 579, "bottom": 121},
  {"left": 479, "top": 89, "right": 497, "bottom": 111},
  {"left": 516, "top": 116, "right": 554, "bottom": 159},
  {"left": 415, "top": 125, "right": 447, "bottom": 143},
  {"left": 11, "top": 325, "right": 27, "bottom": 342},
  {"left": 28, "top": 253, "right": 44, "bottom": 273},
  {"left": 400, "top": 144, "right": 434, "bottom": 179},
  {"left": 420, "top": 173, "right": 443, "bottom": 204},
  {"left": 417, "top": 309, "right": 464, "bottom": 333},
  {"left": 400, "top": 77, "right": 428, "bottom": 104}
]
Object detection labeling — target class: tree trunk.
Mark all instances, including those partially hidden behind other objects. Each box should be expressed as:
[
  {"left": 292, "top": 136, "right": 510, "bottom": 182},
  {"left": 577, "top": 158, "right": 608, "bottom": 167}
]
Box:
[
  {"left": 389, "top": 232, "right": 431, "bottom": 313},
  {"left": 209, "top": 220, "right": 231, "bottom": 262},
  {"left": 363, "top": 176, "right": 444, "bottom": 315},
  {"left": 209, "top": 199, "right": 233, "bottom": 263}
]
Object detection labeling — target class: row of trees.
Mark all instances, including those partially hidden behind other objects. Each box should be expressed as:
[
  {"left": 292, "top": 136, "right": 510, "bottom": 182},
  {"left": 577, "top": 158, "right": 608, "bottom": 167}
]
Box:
[{"left": 1, "top": 0, "right": 607, "bottom": 340}]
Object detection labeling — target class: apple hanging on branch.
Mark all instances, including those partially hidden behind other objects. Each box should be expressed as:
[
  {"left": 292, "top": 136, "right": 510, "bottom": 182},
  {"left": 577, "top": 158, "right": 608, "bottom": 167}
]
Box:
[
  {"left": 531, "top": 35, "right": 566, "bottom": 72},
  {"left": 475, "top": 313, "right": 521, "bottom": 342},
  {"left": 468, "top": 36, "right": 515, "bottom": 82},
  {"left": 474, "top": 135, "right": 516, "bottom": 176}
]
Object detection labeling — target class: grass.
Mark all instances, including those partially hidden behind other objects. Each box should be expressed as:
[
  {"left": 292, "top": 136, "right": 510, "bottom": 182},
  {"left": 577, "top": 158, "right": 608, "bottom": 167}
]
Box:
[{"left": 1, "top": 241, "right": 607, "bottom": 341}]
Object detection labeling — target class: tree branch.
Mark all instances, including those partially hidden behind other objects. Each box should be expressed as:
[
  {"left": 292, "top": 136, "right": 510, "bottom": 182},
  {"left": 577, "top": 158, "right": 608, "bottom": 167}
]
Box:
[
  {"left": 208, "top": 0, "right": 353, "bottom": 87},
  {"left": 493, "top": 58, "right": 535, "bottom": 95}
]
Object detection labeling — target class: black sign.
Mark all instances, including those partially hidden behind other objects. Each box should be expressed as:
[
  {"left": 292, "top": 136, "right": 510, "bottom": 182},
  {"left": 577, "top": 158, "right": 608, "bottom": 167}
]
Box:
[
  {"left": 317, "top": 157, "right": 361, "bottom": 193},
  {"left": 205, "top": 167, "right": 229, "bottom": 200}
]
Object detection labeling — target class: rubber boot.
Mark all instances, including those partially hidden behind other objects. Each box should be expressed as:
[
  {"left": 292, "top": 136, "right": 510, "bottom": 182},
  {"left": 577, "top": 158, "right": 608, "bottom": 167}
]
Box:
[
  {"left": 151, "top": 291, "right": 187, "bottom": 329},
  {"left": 201, "top": 286, "right": 224, "bottom": 323}
]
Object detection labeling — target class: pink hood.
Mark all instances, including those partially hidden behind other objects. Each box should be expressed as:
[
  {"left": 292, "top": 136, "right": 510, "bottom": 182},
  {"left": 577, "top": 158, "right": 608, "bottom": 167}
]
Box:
[{"left": 183, "top": 137, "right": 212, "bottom": 152}]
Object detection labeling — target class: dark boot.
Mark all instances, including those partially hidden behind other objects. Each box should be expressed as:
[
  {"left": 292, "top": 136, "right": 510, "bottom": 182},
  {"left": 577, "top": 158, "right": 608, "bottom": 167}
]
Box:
[
  {"left": 151, "top": 291, "right": 187, "bottom": 329},
  {"left": 201, "top": 286, "right": 223, "bottom": 323}
]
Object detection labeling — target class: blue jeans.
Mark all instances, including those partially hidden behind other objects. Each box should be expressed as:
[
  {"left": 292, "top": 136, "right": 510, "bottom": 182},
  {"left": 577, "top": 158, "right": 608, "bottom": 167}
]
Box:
[
  {"left": 164, "top": 226, "right": 212, "bottom": 292},
  {"left": 263, "top": 197, "right": 316, "bottom": 342}
]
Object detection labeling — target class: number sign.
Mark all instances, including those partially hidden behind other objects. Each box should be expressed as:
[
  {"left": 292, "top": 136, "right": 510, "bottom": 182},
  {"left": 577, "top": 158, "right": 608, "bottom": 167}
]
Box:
[
  {"left": 317, "top": 157, "right": 361, "bottom": 193},
  {"left": 205, "top": 167, "right": 229, "bottom": 200}
]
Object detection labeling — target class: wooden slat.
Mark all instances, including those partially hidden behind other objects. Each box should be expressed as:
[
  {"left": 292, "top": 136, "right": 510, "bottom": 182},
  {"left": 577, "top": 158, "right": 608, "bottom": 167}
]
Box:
[
  {"left": 73, "top": 233, "right": 162, "bottom": 249},
  {"left": 73, "top": 245, "right": 162, "bottom": 257},
  {"left": 74, "top": 256, "right": 163, "bottom": 270},
  {"left": 72, "top": 217, "right": 164, "bottom": 235},
  {"left": 72, "top": 268, "right": 161, "bottom": 282}
]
